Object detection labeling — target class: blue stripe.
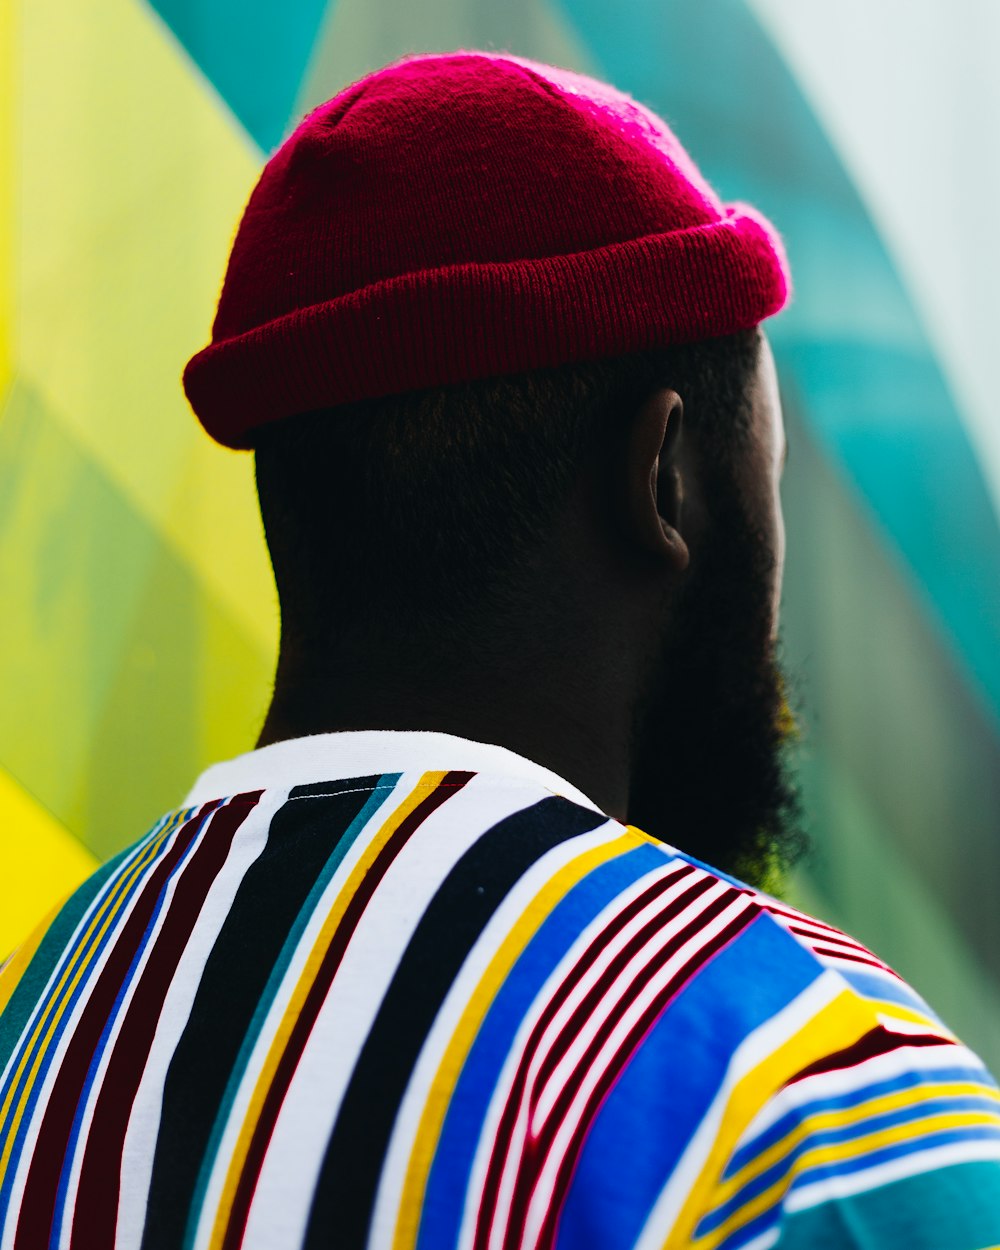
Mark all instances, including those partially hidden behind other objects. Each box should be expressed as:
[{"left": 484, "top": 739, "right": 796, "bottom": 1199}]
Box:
[
  {"left": 0, "top": 809, "right": 185, "bottom": 1224},
  {"left": 555, "top": 911, "right": 824, "bottom": 1250},
  {"left": 700, "top": 1094, "right": 1000, "bottom": 1237},
  {"left": 716, "top": 1201, "right": 782, "bottom": 1250},
  {"left": 832, "top": 967, "right": 939, "bottom": 1021},
  {"left": 417, "top": 841, "right": 675, "bottom": 1250},
  {"left": 725, "top": 1061, "right": 998, "bottom": 1178},
  {"left": 791, "top": 1122, "right": 1000, "bottom": 1196},
  {"left": 49, "top": 804, "right": 218, "bottom": 1249}
]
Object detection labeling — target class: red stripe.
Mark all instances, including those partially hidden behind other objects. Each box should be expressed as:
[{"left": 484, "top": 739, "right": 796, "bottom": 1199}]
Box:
[
  {"left": 787, "top": 925, "right": 872, "bottom": 956},
  {"left": 788, "top": 1025, "right": 953, "bottom": 1086},
  {"left": 219, "top": 772, "right": 473, "bottom": 1250},
  {"left": 13, "top": 799, "right": 234, "bottom": 1250},
  {"left": 474, "top": 878, "right": 758, "bottom": 1250},
  {"left": 471, "top": 866, "right": 700, "bottom": 1244},
  {"left": 68, "top": 796, "right": 259, "bottom": 1249},
  {"left": 811, "top": 946, "right": 898, "bottom": 975},
  {"left": 530, "top": 886, "right": 732, "bottom": 1110},
  {"left": 504, "top": 906, "right": 755, "bottom": 1250},
  {"left": 763, "top": 903, "right": 842, "bottom": 934}
]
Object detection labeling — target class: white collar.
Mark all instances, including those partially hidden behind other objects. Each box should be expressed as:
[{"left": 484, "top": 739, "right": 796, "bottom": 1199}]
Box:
[{"left": 181, "top": 728, "right": 604, "bottom": 814}]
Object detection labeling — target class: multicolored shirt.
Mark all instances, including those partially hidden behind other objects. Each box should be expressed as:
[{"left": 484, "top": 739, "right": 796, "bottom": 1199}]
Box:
[{"left": 1, "top": 730, "right": 999, "bottom": 1250}]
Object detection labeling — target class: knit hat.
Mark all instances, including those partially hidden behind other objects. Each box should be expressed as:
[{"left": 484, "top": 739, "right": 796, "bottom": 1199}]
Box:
[{"left": 183, "top": 51, "right": 790, "bottom": 450}]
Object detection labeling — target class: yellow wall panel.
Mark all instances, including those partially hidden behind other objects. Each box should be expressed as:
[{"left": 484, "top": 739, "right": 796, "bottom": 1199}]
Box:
[
  {"left": 0, "top": 0, "right": 15, "bottom": 402},
  {"left": 16, "top": 0, "right": 276, "bottom": 656},
  {"left": 0, "top": 765, "right": 98, "bottom": 957}
]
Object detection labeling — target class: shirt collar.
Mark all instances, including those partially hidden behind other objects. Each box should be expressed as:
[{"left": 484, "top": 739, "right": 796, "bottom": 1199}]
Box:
[{"left": 180, "top": 728, "right": 604, "bottom": 814}]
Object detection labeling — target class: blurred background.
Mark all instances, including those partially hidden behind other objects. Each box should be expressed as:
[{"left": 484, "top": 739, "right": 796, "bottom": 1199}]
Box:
[{"left": 2, "top": 0, "right": 999, "bottom": 1069}]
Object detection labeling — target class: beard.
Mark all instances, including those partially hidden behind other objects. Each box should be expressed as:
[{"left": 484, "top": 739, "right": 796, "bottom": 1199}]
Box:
[{"left": 627, "top": 470, "right": 807, "bottom": 895}]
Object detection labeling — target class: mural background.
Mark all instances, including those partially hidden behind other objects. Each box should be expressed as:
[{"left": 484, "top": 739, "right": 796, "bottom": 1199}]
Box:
[{"left": 2, "top": 0, "right": 999, "bottom": 1069}]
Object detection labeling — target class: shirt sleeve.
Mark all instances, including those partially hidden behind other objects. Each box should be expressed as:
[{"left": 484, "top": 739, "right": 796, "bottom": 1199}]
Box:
[{"left": 695, "top": 999, "right": 1000, "bottom": 1250}]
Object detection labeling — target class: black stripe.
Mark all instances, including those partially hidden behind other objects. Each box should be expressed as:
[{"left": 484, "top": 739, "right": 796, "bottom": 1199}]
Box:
[
  {"left": 303, "top": 795, "right": 608, "bottom": 1250},
  {"left": 141, "top": 776, "right": 384, "bottom": 1250}
]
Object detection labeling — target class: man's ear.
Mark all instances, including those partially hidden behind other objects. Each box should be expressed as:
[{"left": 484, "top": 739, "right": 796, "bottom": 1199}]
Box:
[{"left": 625, "top": 387, "right": 690, "bottom": 571}]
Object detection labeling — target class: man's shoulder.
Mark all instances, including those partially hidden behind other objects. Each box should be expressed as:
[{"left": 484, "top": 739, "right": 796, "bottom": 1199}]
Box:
[
  {"left": 3, "top": 779, "right": 999, "bottom": 1248},
  {"left": 0, "top": 776, "right": 949, "bottom": 1048},
  {"left": 517, "top": 817, "right": 1000, "bottom": 1246},
  {"left": 532, "top": 811, "right": 942, "bottom": 1038}
]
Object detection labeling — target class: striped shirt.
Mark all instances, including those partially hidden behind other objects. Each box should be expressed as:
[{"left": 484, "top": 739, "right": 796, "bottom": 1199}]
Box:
[{"left": 1, "top": 729, "right": 999, "bottom": 1250}]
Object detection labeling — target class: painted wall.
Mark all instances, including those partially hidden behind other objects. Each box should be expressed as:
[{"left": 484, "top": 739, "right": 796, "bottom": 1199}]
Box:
[{"left": 2, "top": 0, "right": 997, "bottom": 1068}]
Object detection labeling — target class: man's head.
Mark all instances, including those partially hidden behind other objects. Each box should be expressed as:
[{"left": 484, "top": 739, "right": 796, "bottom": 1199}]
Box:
[
  {"left": 183, "top": 51, "right": 803, "bottom": 888},
  {"left": 252, "top": 325, "right": 802, "bottom": 888},
  {"left": 623, "top": 333, "right": 802, "bottom": 890}
]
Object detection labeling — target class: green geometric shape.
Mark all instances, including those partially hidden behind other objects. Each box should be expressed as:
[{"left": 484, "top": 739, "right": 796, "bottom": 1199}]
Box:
[
  {"left": 780, "top": 389, "right": 1000, "bottom": 1073},
  {"left": 146, "top": 0, "right": 332, "bottom": 152},
  {"left": 0, "top": 379, "right": 271, "bottom": 860},
  {"left": 291, "top": 0, "right": 600, "bottom": 128},
  {"left": 555, "top": 0, "right": 1000, "bottom": 729}
]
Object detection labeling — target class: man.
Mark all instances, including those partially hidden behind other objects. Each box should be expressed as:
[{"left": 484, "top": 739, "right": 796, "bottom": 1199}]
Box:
[{"left": 1, "top": 50, "right": 998, "bottom": 1250}]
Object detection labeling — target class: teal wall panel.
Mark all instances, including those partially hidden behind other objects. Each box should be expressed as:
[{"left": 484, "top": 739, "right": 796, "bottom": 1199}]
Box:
[{"left": 146, "top": 0, "right": 331, "bottom": 152}]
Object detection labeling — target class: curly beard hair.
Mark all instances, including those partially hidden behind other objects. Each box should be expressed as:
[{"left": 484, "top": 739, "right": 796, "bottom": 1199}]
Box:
[{"left": 628, "top": 464, "right": 807, "bottom": 894}]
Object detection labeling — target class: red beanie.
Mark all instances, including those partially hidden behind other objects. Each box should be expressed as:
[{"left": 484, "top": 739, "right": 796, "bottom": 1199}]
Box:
[{"left": 183, "top": 51, "right": 790, "bottom": 450}]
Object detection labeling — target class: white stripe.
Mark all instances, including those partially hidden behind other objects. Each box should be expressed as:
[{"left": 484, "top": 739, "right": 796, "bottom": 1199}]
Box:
[
  {"left": 532, "top": 876, "right": 732, "bottom": 1130},
  {"left": 783, "top": 1137, "right": 1000, "bottom": 1212},
  {"left": 113, "top": 791, "right": 281, "bottom": 1250},
  {"left": 240, "top": 776, "right": 551, "bottom": 1250},
  {"left": 456, "top": 854, "right": 690, "bottom": 1250},
  {"left": 875, "top": 1013, "right": 952, "bottom": 1039},
  {"left": 737, "top": 1229, "right": 780, "bottom": 1250},
  {"left": 521, "top": 892, "right": 755, "bottom": 1250},
  {"left": 188, "top": 774, "right": 411, "bottom": 1250},
  {"left": 632, "top": 972, "right": 845, "bottom": 1250},
  {"left": 183, "top": 728, "right": 605, "bottom": 815},
  {"left": 810, "top": 946, "right": 882, "bottom": 967},
  {"left": 834, "top": 962, "right": 936, "bottom": 1016},
  {"left": 496, "top": 869, "right": 716, "bottom": 1238},
  {"left": 730, "top": 1040, "right": 991, "bottom": 1160},
  {"left": 764, "top": 908, "right": 904, "bottom": 985},
  {"left": 366, "top": 817, "right": 625, "bottom": 1250},
  {"left": 56, "top": 804, "right": 221, "bottom": 1250},
  {"left": 492, "top": 870, "right": 727, "bottom": 1250},
  {"left": 0, "top": 813, "right": 190, "bottom": 1250},
  {"left": 762, "top": 901, "right": 841, "bottom": 935},
  {"left": 788, "top": 926, "right": 875, "bottom": 957}
]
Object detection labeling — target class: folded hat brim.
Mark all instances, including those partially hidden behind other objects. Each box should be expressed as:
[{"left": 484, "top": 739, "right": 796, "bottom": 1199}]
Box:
[{"left": 183, "top": 204, "right": 789, "bottom": 450}]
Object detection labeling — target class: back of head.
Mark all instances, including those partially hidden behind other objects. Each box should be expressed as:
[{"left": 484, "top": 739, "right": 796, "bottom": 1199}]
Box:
[
  {"left": 253, "top": 333, "right": 762, "bottom": 657},
  {"left": 182, "top": 50, "right": 788, "bottom": 657}
]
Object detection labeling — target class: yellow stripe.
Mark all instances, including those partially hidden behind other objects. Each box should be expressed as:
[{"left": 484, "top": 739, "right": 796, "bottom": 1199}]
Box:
[
  {"left": 871, "top": 998, "right": 958, "bottom": 1042},
  {"left": 0, "top": 813, "right": 179, "bottom": 1178},
  {"left": 665, "top": 986, "right": 878, "bottom": 1248},
  {"left": 206, "top": 775, "right": 452, "bottom": 1249},
  {"left": 391, "top": 827, "right": 640, "bottom": 1250},
  {"left": 795, "top": 1107, "right": 1000, "bottom": 1173},
  {"left": 711, "top": 1080, "right": 1000, "bottom": 1221},
  {"left": 695, "top": 1107, "right": 1000, "bottom": 1249}
]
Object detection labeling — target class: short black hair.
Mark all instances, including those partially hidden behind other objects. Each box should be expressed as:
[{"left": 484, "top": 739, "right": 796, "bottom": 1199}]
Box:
[{"left": 254, "top": 328, "right": 761, "bottom": 652}]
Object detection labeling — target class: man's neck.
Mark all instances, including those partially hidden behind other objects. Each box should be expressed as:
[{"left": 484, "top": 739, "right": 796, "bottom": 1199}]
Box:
[{"left": 257, "top": 658, "right": 635, "bottom": 822}]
